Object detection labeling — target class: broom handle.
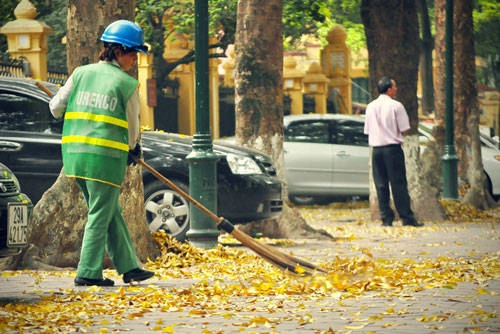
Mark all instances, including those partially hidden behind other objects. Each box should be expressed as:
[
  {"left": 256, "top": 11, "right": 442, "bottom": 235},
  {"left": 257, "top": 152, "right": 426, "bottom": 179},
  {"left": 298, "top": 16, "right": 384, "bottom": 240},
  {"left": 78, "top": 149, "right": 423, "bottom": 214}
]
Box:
[
  {"left": 136, "top": 158, "right": 225, "bottom": 226},
  {"left": 36, "top": 81, "right": 54, "bottom": 97}
]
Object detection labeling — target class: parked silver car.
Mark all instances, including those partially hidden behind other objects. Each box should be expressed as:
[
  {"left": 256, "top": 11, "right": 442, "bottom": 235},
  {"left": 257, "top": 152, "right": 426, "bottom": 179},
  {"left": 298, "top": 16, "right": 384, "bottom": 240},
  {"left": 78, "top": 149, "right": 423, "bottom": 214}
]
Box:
[
  {"left": 284, "top": 114, "right": 500, "bottom": 204},
  {"left": 418, "top": 122, "right": 500, "bottom": 201},
  {"left": 284, "top": 114, "right": 369, "bottom": 204}
]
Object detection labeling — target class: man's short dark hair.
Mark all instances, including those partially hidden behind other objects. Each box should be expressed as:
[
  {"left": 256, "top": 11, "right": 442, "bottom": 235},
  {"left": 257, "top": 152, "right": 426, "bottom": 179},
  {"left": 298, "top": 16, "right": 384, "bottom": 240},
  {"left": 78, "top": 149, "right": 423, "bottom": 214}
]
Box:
[{"left": 377, "top": 76, "right": 393, "bottom": 94}]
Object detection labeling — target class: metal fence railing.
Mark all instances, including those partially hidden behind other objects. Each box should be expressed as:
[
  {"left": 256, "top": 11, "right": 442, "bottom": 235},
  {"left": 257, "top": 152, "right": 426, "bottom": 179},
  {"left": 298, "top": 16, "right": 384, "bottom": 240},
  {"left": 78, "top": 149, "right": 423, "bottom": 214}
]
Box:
[
  {"left": 0, "top": 56, "right": 26, "bottom": 78},
  {"left": 0, "top": 54, "right": 68, "bottom": 84},
  {"left": 47, "top": 71, "right": 68, "bottom": 85}
]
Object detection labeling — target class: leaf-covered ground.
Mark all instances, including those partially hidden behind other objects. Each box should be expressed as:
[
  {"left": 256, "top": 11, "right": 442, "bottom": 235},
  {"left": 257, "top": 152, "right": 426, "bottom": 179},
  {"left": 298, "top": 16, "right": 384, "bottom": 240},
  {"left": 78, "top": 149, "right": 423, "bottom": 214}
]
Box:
[{"left": 0, "top": 201, "right": 499, "bottom": 333}]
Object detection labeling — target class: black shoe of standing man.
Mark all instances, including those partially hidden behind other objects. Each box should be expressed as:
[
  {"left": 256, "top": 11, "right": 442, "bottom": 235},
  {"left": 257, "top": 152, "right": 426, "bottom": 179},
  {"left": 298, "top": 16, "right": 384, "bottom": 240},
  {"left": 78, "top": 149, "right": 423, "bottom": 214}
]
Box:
[
  {"left": 381, "top": 219, "right": 393, "bottom": 227},
  {"left": 402, "top": 219, "right": 424, "bottom": 227}
]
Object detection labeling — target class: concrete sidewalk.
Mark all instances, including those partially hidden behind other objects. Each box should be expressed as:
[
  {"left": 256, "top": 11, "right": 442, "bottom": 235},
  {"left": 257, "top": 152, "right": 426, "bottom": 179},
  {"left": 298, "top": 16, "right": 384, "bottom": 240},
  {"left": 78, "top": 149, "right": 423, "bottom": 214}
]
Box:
[{"left": 1, "top": 212, "right": 499, "bottom": 333}]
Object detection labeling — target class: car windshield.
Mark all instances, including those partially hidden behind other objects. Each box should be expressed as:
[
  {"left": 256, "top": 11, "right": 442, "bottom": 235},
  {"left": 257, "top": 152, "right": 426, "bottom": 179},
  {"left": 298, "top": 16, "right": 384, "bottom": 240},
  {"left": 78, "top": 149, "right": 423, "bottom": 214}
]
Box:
[
  {"left": 335, "top": 120, "right": 368, "bottom": 146},
  {"left": 285, "top": 118, "right": 368, "bottom": 146},
  {"left": 285, "top": 121, "right": 330, "bottom": 143},
  {"left": 0, "top": 91, "right": 62, "bottom": 134}
]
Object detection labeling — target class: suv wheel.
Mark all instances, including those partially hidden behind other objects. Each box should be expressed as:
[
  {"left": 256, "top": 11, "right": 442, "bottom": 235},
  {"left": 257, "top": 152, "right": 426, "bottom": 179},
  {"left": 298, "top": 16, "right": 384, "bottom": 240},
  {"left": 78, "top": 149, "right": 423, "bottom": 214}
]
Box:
[{"left": 144, "top": 179, "right": 190, "bottom": 241}]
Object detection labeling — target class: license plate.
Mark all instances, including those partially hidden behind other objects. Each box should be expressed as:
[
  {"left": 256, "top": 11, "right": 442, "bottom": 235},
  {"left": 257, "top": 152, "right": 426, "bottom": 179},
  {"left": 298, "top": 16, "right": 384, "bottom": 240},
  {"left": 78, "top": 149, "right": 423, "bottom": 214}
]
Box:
[{"left": 7, "top": 203, "right": 28, "bottom": 247}]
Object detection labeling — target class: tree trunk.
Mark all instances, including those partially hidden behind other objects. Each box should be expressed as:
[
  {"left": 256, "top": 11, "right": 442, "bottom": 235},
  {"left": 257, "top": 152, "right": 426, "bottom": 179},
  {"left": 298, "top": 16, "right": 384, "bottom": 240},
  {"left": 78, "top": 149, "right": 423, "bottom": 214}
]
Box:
[
  {"left": 361, "top": 0, "right": 445, "bottom": 222},
  {"left": 66, "top": 0, "right": 135, "bottom": 70},
  {"left": 10, "top": 0, "right": 159, "bottom": 270},
  {"left": 422, "top": 0, "right": 496, "bottom": 213},
  {"left": 417, "top": 0, "right": 434, "bottom": 115},
  {"left": 453, "top": 0, "right": 495, "bottom": 209},
  {"left": 421, "top": 0, "right": 447, "bottom": 209},
  {"left": 233, "top": 0, "right": 330, "bottom": 239}
]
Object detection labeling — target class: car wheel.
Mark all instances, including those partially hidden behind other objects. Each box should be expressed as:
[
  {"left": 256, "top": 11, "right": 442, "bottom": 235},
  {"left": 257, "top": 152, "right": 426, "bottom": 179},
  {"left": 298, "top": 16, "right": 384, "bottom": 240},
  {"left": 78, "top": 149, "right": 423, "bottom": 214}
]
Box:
[
  {"left": 144, "top": 179, "right": 190, "bottom": 242},
  {"left": 484, "top": 173, "right": 499, "bottom": 201},
  {"left": 289, "top": 195, "right": 316, "bottom": 205}
]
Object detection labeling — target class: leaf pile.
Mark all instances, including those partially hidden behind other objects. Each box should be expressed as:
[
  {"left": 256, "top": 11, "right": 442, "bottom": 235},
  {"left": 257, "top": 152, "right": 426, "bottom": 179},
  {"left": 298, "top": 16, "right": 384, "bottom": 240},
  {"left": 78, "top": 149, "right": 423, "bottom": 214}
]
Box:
[{"left": 440, "top": 200, "right": 500, "bottom": 223}]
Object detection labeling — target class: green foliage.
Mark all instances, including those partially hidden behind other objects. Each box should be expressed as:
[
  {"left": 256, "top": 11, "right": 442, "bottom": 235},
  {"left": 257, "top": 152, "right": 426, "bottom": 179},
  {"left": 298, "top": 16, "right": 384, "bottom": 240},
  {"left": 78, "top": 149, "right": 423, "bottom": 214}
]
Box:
[
  {"left": 0, "top": 0, "right": 17, "bottom": 25},
  {"left": 284, "top": 0, "right": 366, "bottom": 53},
  {"left": 0, "top": 0, "right": 30, "bottom": 53},
  {"left": 41, "top": 0, "right": 67, "bottom": 72},
  {"left": 0, "top": 1, "right": 57, "bottom": 29},
  {"left": 209, "top": 0, "right": 237, "bottom": 50},
  {"left": 0, "top": 0, "right": 67, "bottom": 70},
  {"left": 474, "top": 0, "right": 499, "bottom": 88},
  {"left": 473, "top": 0, "right": 499, "bottom": 58},
  {"left": 136, "top": 0, "right": 331, "bottom": 54},
  {"left": 135, "top": 0, "right": 235, "bottom": 57},
  {"left": 327, "top": 0, "right": 366, "bottom": 52},
  {"left": 283, "top": 0, "right": 329, "bottom": 45}
]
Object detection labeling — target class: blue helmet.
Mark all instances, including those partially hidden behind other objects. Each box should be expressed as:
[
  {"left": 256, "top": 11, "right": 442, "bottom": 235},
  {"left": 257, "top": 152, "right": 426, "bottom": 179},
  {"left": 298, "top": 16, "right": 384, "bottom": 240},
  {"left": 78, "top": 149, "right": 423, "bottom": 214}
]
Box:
[{"left": 101, "top": 20, "right": 148, "bottom": 54}]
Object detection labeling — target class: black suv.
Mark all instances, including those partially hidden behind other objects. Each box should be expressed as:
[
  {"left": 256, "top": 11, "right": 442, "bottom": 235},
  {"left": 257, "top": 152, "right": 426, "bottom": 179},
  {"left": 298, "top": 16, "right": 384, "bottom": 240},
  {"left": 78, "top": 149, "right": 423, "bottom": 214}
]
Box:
[
  {"left": 0, "top": 162, "right": 32, "bottom": 257},
  {"left": 0, "top": 77, "right": 283, "bottom": 241}
]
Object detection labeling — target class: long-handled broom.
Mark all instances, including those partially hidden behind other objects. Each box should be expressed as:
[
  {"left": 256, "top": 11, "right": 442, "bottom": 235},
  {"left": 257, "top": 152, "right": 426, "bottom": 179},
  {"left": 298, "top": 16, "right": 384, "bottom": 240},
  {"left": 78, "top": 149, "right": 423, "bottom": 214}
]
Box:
[
  {"left": 137, "top": 159, "right": 328, "bottom": 276},
  {"left": 36, "top": 80, "right": 327, "bottom": 275}
]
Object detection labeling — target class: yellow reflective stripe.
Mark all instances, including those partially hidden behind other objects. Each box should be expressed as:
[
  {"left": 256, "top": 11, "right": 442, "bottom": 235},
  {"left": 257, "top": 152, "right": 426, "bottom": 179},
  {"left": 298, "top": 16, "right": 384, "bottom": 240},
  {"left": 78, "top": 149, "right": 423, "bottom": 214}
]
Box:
[
  {"left": 62, "top": 135, "right": 129, "bottom": 152},
  {"left": 65, "top": 112, "right": 128, "bottom": 129},
  {"left": 66, "top": 175, "right": 121, "bottom": 188}
]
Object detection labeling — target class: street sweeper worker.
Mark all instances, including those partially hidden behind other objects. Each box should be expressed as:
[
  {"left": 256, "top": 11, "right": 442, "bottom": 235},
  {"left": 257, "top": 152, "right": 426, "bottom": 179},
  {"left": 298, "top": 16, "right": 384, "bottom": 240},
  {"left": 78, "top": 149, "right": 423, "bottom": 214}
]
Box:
[{"left": 49, "top": 19, "right": 154, "bottom": 286}]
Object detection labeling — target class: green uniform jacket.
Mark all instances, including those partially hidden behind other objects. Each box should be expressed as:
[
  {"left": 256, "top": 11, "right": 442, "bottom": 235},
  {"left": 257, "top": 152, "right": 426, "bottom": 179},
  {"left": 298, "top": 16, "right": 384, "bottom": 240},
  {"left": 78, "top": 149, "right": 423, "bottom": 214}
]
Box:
[{"left": 62, "top": 62, "right": 138, "bottom": 187}]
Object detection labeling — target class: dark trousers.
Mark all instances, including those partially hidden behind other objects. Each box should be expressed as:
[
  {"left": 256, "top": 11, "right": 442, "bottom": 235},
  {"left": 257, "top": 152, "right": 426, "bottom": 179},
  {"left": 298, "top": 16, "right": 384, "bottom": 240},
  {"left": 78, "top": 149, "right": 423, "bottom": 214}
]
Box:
[{"left": 372, "top": 144, "right": 416, "bottom": 224}]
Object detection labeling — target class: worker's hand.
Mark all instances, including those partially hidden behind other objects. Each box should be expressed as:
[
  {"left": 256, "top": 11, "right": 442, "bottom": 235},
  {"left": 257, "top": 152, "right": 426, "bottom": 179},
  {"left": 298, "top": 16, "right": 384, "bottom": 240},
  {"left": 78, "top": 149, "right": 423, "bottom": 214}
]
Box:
[{"left": 127, "top": 143, "right": 141, "bottom": 166}]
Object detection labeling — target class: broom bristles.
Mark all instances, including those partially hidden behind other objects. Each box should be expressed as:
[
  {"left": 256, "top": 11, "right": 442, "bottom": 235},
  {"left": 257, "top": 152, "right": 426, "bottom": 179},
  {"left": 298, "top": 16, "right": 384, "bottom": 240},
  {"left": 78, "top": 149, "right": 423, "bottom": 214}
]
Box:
[
  {"left": 259, "top": 240, "right": 329, "bottom": 273},
  {"left": 231, "top": 228, "right": 325, "bottom": 275}
]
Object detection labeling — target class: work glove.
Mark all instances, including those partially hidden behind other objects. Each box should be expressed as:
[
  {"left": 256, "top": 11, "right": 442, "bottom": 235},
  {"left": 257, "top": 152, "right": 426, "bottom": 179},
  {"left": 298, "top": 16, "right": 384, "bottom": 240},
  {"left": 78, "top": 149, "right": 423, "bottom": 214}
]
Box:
[{"left": 127, "top": 143, "right": 141, "bottom": 166}]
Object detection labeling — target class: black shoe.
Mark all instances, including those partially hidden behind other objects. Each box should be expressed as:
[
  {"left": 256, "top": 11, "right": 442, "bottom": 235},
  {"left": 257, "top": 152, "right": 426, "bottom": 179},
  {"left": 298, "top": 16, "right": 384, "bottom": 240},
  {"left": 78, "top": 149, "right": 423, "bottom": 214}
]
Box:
[
  {"left": 403, "top": 220, "right": 424, "bottom": 227},
  {"left": 75, "top": 277, "right": 114, "bottom": 287},
  {"left": 123, "top": 268, "right": 155, "bottom": 283},
  {"left": 381, "top": 219, "right": 393, "bottom": 226}
]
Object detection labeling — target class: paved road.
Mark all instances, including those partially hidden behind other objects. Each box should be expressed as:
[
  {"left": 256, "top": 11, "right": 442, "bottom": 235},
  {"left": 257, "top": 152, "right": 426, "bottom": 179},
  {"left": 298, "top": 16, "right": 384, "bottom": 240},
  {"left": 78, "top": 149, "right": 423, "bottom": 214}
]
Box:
[{"left": 1, "top": 208, "right": 499, "bottom": 333}]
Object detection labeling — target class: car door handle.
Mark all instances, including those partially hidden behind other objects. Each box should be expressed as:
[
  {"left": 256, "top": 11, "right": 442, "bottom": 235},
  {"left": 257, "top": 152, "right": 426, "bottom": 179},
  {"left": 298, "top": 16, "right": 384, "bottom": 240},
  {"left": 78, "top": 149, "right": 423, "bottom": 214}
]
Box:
[
  {"left": 336, "top": 151, "right": 349, "bottom": 157},
  {"left": 0, "top": 141, "right": 22, "bottom": 152}
]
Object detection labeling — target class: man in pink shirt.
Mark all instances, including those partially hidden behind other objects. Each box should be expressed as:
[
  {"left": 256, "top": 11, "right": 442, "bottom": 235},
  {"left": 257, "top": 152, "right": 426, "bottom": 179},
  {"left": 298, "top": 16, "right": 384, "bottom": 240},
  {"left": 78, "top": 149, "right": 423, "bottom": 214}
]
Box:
[{"left": 364, "top": 76, "right": 423, "bottom": 227}]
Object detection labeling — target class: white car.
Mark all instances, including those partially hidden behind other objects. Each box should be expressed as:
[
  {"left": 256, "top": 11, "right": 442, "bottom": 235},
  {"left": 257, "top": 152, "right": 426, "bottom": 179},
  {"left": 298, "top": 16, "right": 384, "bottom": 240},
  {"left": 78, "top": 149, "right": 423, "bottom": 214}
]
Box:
[
  {"left": 284, "top": 114, "right": 500, "bottom": 204},
  {"left": 284, "top": 114, "right": 369, "bottom": 204},
  {"left": 418, "top": 122, "right": 500, "bottom": 201}
]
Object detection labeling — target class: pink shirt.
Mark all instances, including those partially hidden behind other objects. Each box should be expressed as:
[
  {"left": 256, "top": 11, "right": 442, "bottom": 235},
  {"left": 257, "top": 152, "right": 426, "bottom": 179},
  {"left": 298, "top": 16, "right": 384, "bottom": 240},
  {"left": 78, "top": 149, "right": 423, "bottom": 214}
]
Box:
[{"left": 363, "top": 94, "right": 410, "bottom": 147}]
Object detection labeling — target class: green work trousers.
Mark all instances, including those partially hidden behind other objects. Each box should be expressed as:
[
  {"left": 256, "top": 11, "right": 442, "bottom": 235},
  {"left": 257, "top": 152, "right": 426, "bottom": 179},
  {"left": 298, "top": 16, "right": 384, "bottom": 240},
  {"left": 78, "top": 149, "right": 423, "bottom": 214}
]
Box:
[{"left": 76, "top": 178, "right": 138, "bottom": 279}]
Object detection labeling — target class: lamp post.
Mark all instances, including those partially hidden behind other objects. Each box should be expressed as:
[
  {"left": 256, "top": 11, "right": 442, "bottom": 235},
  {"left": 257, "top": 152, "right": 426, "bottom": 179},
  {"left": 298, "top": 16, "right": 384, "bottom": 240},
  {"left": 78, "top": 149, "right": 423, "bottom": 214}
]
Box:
[
  {"left": 442, "top": 0, "right": 459, "bottom": 200},
  {"left": 185, "top": 0, "right": 219, "bottom": 248}
]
